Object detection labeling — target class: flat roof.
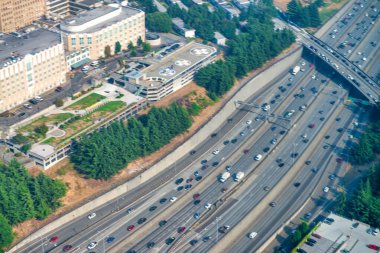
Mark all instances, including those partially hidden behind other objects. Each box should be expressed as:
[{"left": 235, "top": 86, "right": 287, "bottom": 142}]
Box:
[
  {"left": 60, "top": 5, "right": 142, "bottom": 33},
  {"left": 301, "top": 213, "right": 380, "bottom": 253},
  {"left": 0, "top": 29, "right": 61, "bottom": 67},
  {"left": 137, "top": 42, "right": 216, "bottom": 88},
  {"left": 29, "top": 144, "right": 56, "bottom": 159},
  {"left": 214, "top": 31, "right": 226, "bottom": 40}
]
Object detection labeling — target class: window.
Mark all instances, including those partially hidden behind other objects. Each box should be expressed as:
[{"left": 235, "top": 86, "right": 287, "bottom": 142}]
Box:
[
  {"left": 88, "top": 37, "right": 92, "bottom": 44},
  {"left": 80, "top": 38, "right": 84, "bottom": 45},
  {"left": 26, "top": 62, "right": 32, "bottom": 71},
  {"left": 27, "top": 74, "right": 33, "bottom": 82},
  {"left": 71, "top": 38, "right": 76, "bottom": 45}
]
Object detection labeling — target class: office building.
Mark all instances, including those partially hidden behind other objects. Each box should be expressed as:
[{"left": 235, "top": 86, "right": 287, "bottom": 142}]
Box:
[
  {"left": 0, "top": 29, "right": 66, "bottom": 113},
  {"left": 60, "top": 4, "right": 145, "bottom": 60},
  {"left": 0, "top": 0, "right": 46, "bottom": 33}
]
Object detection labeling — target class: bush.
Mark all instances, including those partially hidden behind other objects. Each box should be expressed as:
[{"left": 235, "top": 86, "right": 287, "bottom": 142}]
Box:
[
  {"left": 34, "top": 125, "right": 49, "bottom": 136},
  {"left": 11, "top": 133, "right": 29, "bottom": 145},
  {"left": 20, "top": 144, "right": 31, "bottom": 154},
  {"left": 54, "top": 99, "right": 64, "bottom": 107}
]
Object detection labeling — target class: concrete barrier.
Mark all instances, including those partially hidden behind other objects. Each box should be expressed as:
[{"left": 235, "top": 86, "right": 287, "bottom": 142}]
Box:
[{"left": 8, "top": 48, "right": 303, "bottom": 253}]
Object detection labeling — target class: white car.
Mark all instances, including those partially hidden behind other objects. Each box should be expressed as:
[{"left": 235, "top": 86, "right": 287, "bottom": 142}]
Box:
[
  {"left": 204, "top": 203, "right": 212, "bottom": 209},
  {"left": 35, "top": 96, "right": 43, "bottom": 102},
  {"left": 254, "top": 154, "right": 262, "bottom": 161},
  {"left": 301, "top": 61, "right": 305, "bottom": 66},
  {"left": 323, "top": 186, "right": 329, "bottom": 193},
  {"left": 23, "top": 104, "right": 32, "bottom": 109},
  {"left": 88, "top": 213, "right": 96, "bottom": 219},
  {"left": 212, "top": 150, "right": 220, "bottom": 155},
  {"left": 246, "top": 120, "right": 252, "bottom": 125},
  {"left": 87, "top": 242, "right": 98, "bottom": 249},
  {"left": 248, "top": 232, "right": 258, "bottom": 239},
  {"left": 170, "top": 197, "right": 177, "bottom": 203}
]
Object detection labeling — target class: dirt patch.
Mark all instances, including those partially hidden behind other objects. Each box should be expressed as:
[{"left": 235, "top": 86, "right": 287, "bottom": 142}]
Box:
[{"left": 11, "top": 44, "right": 301, "bottom": 244}]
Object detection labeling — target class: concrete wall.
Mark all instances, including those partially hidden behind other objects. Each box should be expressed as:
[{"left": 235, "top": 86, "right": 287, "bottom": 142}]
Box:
[{"left": 8, "top": 47, "right": 302, "bottom": 253}]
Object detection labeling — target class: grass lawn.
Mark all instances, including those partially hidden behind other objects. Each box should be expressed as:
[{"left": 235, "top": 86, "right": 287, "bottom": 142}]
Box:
[
  {"left": 320, "top": 8, "right": 339, "bottom": 24},
  {"left": 65, "top": 93, "right": 106, "bottom": 110},
  {"left": 19, "top": 113, "right": 73, "bottom": 133},
  {"left": 42, "top": 137, "right": 55, "bottom": 144}
]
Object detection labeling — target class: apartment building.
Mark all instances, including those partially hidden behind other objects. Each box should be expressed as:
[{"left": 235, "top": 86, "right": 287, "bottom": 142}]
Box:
[
  {"left": 60, "top": 4, "right": 145, "bottom": 60},
  {"left": 0, "top": 29, "right": 67, "bottom": 113},
  {"left": 0, "top": 0, "right": 46, "bottom": 33}
]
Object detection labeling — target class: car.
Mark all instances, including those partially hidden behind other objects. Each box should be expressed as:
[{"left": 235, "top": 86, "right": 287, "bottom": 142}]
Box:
[
  {"left": 309, "top": 123, "right": 315, "bottom": 129},
  {"left": 159, "top": 220, "right": 167, "bottom": 227},
  {"left": 312, "top": 233, "right": 321, "bottom": 239},
  {"left": 211, "top": 133, "right": 217, "bottom": 138},
  {"left": 186, "top": 178, "right": 193, "bottom": 183},
  {"left": 138, "top": 217, "right": 147, "bottom": 224},
  {"left": 368, "top": 244, "right": 380, "bottom": 250},
  {"left": 255, "top": 116, "right": 262, "bottom": 121},
  {"left": 55, "top": 86, "right": 63, "bottom": 92},
  {"left": 175, "top": 178, "right": 184, "bottom": 185},
  {"left": 279, "top": 130, "right": 286, "bottom": 135},
  {"left": 63, "top": 245, "right": 73, "bottom": 252},
  {"left": 201, "top": 159, "right": 208, "bottom": 165},
  {"left": 88, "top": 213, "right": 96, "bottom": 219},
  {"left": 193, "top": 193, "right": 200, "bottom": 199},
  {"left": 244, "top": 149, "right": 250, "bottom": 154},
  {"left": 325, "top": 135, "right": 330, "bottom": 139},
  {"left": 195, "top": 176, "right": 203, "bottom": 181},
  {"left": 127, "top": 225, "right": 135, "bottom": 231},
  {"left": 264, "top": 186, "right": 270, "bottom": 191},
  {"left": 159, "top": 198, "right": 167, "bottom": 204},
  {"left": 326, "top": 217, "right": 335, "bottom": 223},
  {"left": 212, "top": 149, "right": 220, "bottom": 155},
  {"left": 190, "top": 150, "right": 196, "bottom": 155},
  {"left": 194, "top": 199, "right": 201, "bottom": 205},
  {"left": 203, "top": 236, "right": 211, "bottom": 242},
  {"left": 147, "top": 241, "right": 155, "bottom": 249},
  {"left": 221, "top": 187, "right": 228, "bottom": 193},
  {"left": 185, "top": 184, "right": 192, "bottom": 190},
  {"left": 270, "top": 202, "right": 276, "bottom": 207},
  {"left": 278, "top": 163, "right": 285, "bottom": 167},
  {"left": 297, "top": 249, "right": 307, "bottom": 253},
  {"left": 170, "top": 197, "right": 177, "bottom": 203},
  {"left": 246, "top": 120, "right": 252, "bottom": 125},
  {"left": 219, "top": 225, "right": 230, "bottom": 233},
  {"left": 177, "top": 186, "right": 184, "bottom": 191},
  {"left": 50, "top": 236, "right": 59, "bottom": 243},
  {"left": 291, "top": 153, "right": 298, "bottom": 158},
  {"left": 223, "top": 140, "right": 230, "bottom": 145},
  {"left": 337, "top": 128, "right": 344, "bottom": 133},
  {"left": 29, "top": 99, "right": 38, "bottom": 105},
  {"left": 190, "top": 239, "right": 198, "bottom": 246},
  {"left": 194, "top": 212, "right": 200, "bottom": 219},
  {"left": 323, "top": 186, "right": 329, "bottom": 193},
  {"left": 336, "top": 157, "right": 343, "bottom": 163},
  {"left": 17, "top": 112, "right": 26, "bottom": 117},
  {"left": 149, "top": 206, "right": 157, "bottom": 211},
  {"left": 35, "top": 96, "right": 43, "bottom": 102},
  {"left": 178, "top": 226, "right": 186, "bottom": 233},
  {"left": 204, "top": 203, "right": 212, "bottom": 209},
  {"left": 212, "top": 161, "right": 219, "bottom": 167},
  {"left": 127, "top": 208, "right": 134, "bottom": 214},
  {"left": 166, "top": 237, "right": 176, "bottom": 245},
  {"left": 263, "top": 147, "right": 270, "bottom": 153},
  {"left": 305, "top": 241, "right": 315, "bottom": 247},
  {"left": 329, "top": 174, "right": 336, "bottom": 180},
  {"left": 105, "top": 237, "right": 115, "bottom": 243},
  {"left": 231, "top": 138, "right": 238, "bottom": 144},
  {"left": 248, "top": 232, "right": 258, "bottom": 239},
  {"left": 254, "top": 154, "right": 262, "bottom": 161},
  {"left": 320, "top": 117, "right": 325, "bottom": 121},
  {"left": 294, "top": 182, "right": 301, "bottom": 187},
  {"left": 201, "top": 164, "right": 209, "bottom": 170},
  {"left": 23, "top": 104, "right": 32, "bottom": 109},
  {"left": 226, "top": 165, "right": 232, "bottom": 171},
  {"left": 87, "top": 242, "right": 98, "bottom": 250},
  {"left": 305, "top": 160, "right": 311, "bottom": 165}
]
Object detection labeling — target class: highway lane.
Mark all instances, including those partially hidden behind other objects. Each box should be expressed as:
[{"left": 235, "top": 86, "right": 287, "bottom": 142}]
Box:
[
  {"left": 172, "top": 80, "right": 347, "bottom": 253},
  {"left": 124, "top": 70, "right": 343, "bottom": 252},
  {"left": 31, "top": 57, "right": 310, "bottom": 253},
  {"left": 228, "top": 102, "right": 361, "bottom": 253},
  {"left": 91, "top": 62, "right": 318, "bottom": 253}
]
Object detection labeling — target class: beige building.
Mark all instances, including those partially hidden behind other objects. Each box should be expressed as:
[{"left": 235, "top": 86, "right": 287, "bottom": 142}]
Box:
[
  {"left": 60, "top": 4, "right": 145, "bottom": 60},
  {"left": 0, "top": 0, "right": 46, "bottom": 33},
  {"left": 0, "top": 29, "right": 67, "bottom": 113}
]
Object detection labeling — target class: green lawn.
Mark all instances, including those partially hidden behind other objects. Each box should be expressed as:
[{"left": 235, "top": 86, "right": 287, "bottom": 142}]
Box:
[
  {"left": 65, "top": 93, "right": 106, "bottom": 110},
  {"left": 19, "top": 113, "right": 73, "bottom": 133},
  {"left": 319, "top": 9, "right": 339, "bottom": 24},
  {"left": 41, "top": 137, "right": 55, "bottom": 144}
]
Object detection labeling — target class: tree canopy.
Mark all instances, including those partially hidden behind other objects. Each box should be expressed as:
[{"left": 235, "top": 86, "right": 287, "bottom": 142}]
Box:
[
  {"left": 146, "top": 12, "right": 172, "bottom": 32},
  {"left": 286, "top": 0, "right": 322, "bottom": 27},
  {"left": 70, "top": 103, "right": 192, "bottom": 179}
]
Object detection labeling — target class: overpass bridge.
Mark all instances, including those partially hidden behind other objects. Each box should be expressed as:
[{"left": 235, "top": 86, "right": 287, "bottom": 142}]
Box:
[{"left": 292, "top": 26, "right": 380, "bottom": 105}]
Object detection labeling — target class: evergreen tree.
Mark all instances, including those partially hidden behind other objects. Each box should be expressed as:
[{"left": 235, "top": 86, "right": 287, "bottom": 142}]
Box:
[{"left": 0, "top": 213, "right": 13, "bottom": 253}]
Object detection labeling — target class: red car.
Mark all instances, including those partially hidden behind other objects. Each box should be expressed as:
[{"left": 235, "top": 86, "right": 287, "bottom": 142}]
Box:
[
  {"left": 63, "top": 245, "right": 73, "bottom": 252},
  {"left": 221, "top": 188, "right": 227, "bottom": 193},
  {"left": 50, "top": 236, "right": 59, "bottom": 243},
  {"left": 193, "top": 193, "right": 200, "bottom": 200},
  {"left": 312, "top": 233, "right": 321, "bottom": 239},
  {"left": 368, "top": 244, "right": 380, "bottom": 250},
  {"left": 243, "top": 149, "right": 250, "bottom": 154},
  {"left": 309, "top": 123, "right": 315, "bottom": 129},
  {"left": 127, "top": 225, "right": 135, "bottom": 231},
  {"left": 178, "top": 227, "right": 186, "bottom": 233},
  {"left": 186, "top": 178, "right": 193, "bottom": 183}
]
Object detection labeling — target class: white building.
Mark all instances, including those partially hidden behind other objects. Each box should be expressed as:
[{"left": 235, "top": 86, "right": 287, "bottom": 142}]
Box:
[
  {"left": 66, "top": 47, "right": 91, "bottom": 70},
  {"left": 214, "top": 32, "right": 227, "bottom": 46},
  {"left": 172, "top": 18, "right": 195, "bottom": 38}
]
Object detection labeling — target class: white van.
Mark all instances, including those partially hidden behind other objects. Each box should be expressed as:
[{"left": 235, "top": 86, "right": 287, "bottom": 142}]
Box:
[
  {"left": 249, "top": 232, "right": 257, "bottom": 239},
  {"left": 254, "top": 154, "right": 262, "bottom": 161}
]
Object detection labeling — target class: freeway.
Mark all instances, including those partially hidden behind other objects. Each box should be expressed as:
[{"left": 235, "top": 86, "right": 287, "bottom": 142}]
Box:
[
  {"left": 20, "top": 50, "right": 304, "bottom": 253},
  {"left": 118, "top": 62, "right": 344, "bottom": 252}
]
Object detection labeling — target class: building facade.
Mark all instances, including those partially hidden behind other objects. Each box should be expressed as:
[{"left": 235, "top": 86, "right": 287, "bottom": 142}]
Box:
[
  {"left": 60, "top": 4, "right": 145, "bottom": 60},
  {"left": 46, "top": 0, "right": 70, "bottom": 19},
  {"left": 0, "top": 0, "right": 46, "bottom": 33},
  {"left": 0, "top": 29, "right": 67, "bottom": 113}
]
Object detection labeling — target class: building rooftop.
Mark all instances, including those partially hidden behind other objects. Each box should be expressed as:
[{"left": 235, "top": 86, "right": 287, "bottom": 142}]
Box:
[
  {"left": 29, "top": 144, "right": 56, "bottom": 159},
  {"left": 60, "top": 5, "right": 142, "bottom": 33},
  {"left": 300, "top": 213, "right": 380, "bottom": 253},
  {"left": 126, "top": 42, "right": 216, "bottom": 88},
  {"left": 0, "top": 29, "right": 61, "bottom": 68},
  {"left": 214, "top": 31, "right": 226, "bottom": 40}
]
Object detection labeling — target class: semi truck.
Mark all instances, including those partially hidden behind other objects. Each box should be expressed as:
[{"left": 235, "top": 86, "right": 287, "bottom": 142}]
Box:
[
  {"left": 234, "top": 171, "right": 245, "bottom": 182},
  {"left": 292, "top": 66, "right": 300, "bottom": 75},
  {"left": 219, "top": 172, "right": 231, "bottom": 183}
]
